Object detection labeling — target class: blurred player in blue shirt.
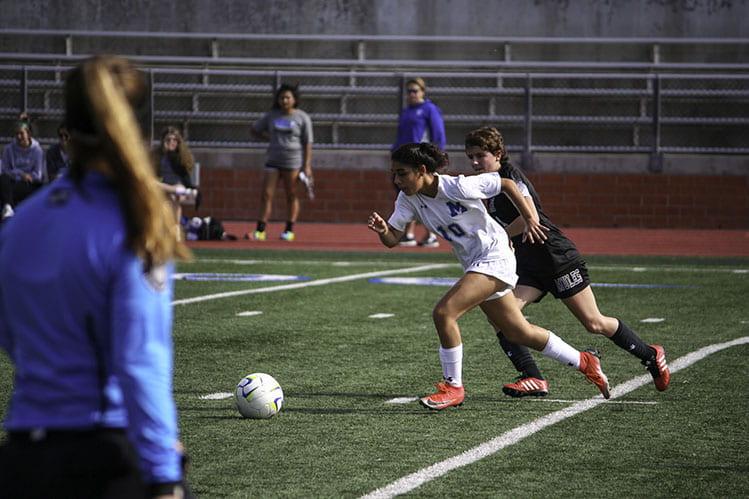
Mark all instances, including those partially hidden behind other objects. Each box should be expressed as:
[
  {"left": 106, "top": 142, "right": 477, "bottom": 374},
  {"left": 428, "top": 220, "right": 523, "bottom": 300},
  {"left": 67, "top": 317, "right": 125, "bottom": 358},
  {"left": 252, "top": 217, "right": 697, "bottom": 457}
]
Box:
[{"left": 0, "top": 56, "right": 192, "bottom": 499}]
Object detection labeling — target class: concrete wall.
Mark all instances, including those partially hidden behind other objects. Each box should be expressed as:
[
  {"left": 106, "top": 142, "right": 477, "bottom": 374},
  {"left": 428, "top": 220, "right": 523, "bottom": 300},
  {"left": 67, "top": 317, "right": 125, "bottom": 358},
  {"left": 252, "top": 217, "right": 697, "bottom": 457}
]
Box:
[{"left": 2, "top": 0, "right": 747, "bottom": 37}]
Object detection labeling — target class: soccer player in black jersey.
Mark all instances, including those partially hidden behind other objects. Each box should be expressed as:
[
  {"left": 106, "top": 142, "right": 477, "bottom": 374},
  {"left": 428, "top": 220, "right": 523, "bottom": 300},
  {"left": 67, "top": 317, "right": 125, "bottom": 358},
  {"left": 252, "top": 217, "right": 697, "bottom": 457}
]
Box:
[{"left": 464, "top": 127, "right": 670, "bottom": 397}]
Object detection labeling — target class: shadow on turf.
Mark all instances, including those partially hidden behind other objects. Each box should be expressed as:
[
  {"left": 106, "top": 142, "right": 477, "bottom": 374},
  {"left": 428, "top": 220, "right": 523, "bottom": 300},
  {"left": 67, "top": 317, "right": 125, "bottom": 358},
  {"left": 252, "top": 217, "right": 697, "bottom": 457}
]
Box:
[{"left": 180, "top": 389, "right": 532, "bottom": 418}]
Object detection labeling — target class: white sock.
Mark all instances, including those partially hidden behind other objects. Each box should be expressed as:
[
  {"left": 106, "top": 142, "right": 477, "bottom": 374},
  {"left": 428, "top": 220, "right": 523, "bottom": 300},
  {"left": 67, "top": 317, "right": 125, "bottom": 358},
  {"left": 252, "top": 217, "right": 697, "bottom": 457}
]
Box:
[
  {"left": 439, "top": 344, "right": 463, "bottom": 387},
  {"left": 541, "top": 331, "right": 580, "bottom": 369}
]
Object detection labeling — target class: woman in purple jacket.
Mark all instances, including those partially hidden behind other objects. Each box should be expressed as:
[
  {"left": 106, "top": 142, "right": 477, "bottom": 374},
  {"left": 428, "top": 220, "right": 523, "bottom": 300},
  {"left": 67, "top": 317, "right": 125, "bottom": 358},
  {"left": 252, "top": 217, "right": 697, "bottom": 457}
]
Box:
[{"left": 392, "top": 77, "right": 446, "bottom": 248}]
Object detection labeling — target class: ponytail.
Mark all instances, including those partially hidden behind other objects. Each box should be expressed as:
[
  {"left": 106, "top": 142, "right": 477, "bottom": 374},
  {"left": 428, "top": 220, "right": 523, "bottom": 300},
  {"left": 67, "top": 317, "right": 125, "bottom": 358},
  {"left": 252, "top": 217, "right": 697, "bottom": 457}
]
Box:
[{"left": 66, "top": 56, "right": 190, "bottom": 268}]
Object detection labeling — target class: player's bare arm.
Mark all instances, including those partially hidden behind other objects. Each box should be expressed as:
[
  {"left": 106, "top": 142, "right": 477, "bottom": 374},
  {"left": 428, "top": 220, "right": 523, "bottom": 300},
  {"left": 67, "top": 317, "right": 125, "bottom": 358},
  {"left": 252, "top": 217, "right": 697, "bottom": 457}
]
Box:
[{"left": 368, "top": 211, "right": 403, "bottom": 247}]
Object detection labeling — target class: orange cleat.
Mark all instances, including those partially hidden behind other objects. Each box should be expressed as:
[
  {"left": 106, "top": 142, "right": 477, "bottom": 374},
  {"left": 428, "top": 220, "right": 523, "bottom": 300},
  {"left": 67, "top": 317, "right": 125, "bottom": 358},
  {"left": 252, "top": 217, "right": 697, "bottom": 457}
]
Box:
[
  {"left": 579, "top": 350, "right": 610, "bottom": 399},
  {"left": 644, "top": 344, "right": 671, "bottom": 391},
  {"left": 419, "top": 381, "right": 465, "bottom": 410},
  {"left": 502, "top": 376, "right": 549, "bottom": 398}
]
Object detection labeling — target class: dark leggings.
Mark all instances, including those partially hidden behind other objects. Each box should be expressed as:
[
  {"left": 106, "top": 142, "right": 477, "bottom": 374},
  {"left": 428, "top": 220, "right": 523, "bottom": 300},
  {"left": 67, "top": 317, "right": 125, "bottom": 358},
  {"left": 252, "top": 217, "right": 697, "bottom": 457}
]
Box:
[{"left": 0, "top": 173, "right": 42, "bottom": 207}]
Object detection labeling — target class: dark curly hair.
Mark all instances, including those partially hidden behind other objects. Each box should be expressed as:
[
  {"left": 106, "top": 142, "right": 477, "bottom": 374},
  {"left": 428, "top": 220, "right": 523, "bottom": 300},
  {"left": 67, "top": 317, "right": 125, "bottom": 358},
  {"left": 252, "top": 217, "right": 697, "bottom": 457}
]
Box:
[{"left": 391, "top": 142, "right": 449, "bottom": 173}]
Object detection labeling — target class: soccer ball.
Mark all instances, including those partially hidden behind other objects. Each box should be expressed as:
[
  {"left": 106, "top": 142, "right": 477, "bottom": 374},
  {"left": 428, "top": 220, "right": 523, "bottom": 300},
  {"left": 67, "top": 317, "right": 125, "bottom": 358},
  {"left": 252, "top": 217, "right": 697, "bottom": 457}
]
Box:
[{"left": 235, "top": 373, "right": 284, "bottom": 419}]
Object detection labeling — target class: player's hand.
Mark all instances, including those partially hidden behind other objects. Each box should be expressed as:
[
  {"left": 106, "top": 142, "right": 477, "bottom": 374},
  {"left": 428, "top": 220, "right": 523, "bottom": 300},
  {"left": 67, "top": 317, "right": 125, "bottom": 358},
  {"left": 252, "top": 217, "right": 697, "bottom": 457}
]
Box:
[
  {"left": 367, "top": 212, "right": 388, "bottom": 235},
  {"left": 521, "top": 218, "right": 549, "bottom": 244}
]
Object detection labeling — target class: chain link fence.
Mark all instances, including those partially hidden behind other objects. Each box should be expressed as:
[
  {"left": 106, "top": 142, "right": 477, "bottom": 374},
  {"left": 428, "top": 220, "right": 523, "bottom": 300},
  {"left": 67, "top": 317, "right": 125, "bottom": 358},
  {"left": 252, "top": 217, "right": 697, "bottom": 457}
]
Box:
[{"left": 1, "top": 65, "right": 748, "bottom": 159}]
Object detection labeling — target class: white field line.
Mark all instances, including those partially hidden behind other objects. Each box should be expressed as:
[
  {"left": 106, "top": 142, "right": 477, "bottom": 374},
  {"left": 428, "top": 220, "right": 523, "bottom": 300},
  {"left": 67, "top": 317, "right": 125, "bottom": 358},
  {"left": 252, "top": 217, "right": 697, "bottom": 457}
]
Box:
[
  {"left": 589, "top": 265, "right": 749, "bottom": 274},
  {"left": 524, "top": 398, "right": 657, "bottom": 405},
  {"left": 362, "top": 336, "right": 749, "bottom": 499},
  {"left": 200, "top": 392, "right": 233, "bottom": 400},
  {"left": 384, "top": 396, "right": 657, "bottom": 406},
  {"left": 194, "top": 259, "right": 748, "bottom": 274},
  {"left": 196, "top": 258, "right": 461, "bottom": 268},
  {"left": 171, "top": 263, "right": 453, "bottom": 306}
]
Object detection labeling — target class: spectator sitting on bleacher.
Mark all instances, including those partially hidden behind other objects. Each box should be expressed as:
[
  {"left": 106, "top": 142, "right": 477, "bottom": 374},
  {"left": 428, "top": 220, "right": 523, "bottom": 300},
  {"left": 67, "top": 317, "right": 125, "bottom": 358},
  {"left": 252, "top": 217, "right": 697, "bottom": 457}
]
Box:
[
  {"left": 154, "top": 126, "right": 194, "bottom": 188},
  {"left": 1, "top": 119, "right": 45, "bottom": 220},
  {"left": 45, "top": 124, "right": 71, "bottom": 181},
  {"left": 152, "top": 126, "right": 197, "bottom": 233}
]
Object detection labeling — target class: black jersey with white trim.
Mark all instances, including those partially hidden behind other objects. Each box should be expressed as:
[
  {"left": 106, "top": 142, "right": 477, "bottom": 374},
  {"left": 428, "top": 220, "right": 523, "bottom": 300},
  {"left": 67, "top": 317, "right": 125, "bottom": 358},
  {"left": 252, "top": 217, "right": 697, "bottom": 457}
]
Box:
[{"left": 486, "top": 161, "right": 581, "bottom": 272}]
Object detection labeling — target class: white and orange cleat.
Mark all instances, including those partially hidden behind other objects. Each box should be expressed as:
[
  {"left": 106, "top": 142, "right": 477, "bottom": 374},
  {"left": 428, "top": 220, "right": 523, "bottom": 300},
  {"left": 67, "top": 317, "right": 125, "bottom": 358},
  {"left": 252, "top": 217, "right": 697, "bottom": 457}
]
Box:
[
  {"left": 579, "top": 350, "right": 610, "bottom": 399},
  {"left": 502, "top": 376, "right": 549, "bottom": 398},
  {"left": 419, "top": 380, "right": 465, "bottom": 410},
  {"left": 644, "top": 344, "right": 671, "bottom": 391}
]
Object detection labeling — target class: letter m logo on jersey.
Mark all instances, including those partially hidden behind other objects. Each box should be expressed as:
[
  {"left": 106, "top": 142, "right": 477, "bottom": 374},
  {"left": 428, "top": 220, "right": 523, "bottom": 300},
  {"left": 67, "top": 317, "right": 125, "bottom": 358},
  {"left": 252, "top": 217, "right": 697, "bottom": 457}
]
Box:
[{"left": 446, "top": 201, "right": 467, "bottom": 217}]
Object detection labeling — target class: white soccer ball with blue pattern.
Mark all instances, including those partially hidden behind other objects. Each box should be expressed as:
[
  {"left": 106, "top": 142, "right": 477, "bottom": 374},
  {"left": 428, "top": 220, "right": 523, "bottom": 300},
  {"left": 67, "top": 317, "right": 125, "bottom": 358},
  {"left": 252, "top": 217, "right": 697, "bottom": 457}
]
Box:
[{"left": 235, "top": 373, "right": 284, "bottom": 419}]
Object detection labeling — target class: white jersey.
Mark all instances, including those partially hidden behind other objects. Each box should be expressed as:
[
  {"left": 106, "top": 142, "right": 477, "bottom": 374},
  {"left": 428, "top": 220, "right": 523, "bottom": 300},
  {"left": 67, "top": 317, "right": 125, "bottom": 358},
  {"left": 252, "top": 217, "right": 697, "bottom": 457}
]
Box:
[{"left": 388, "top": 172, "right": 518, "bottom": 286}]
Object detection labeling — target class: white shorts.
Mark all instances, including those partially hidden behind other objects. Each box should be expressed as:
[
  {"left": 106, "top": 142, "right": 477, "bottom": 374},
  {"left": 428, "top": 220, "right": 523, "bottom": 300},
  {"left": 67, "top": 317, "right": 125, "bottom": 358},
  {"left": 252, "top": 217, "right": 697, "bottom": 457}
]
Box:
[{"left": 465, "top": 257, "right": 518, "bottom": 301}]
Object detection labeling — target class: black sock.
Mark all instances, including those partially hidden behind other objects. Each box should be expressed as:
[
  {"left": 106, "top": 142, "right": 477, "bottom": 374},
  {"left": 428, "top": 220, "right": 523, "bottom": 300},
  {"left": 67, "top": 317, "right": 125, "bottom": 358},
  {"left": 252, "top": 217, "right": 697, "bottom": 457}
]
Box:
[
  {"left": 609, "top": 320, "right": 655, "bottom": 362},
  {"left": 497, "top": 330, "right": 544, "bottom": 379},
  {"left": 285, "top": 221, "right": 294, "bottom": 232},
  {"left": 256, "top": 221, "right": 267, "bottom": 232}
]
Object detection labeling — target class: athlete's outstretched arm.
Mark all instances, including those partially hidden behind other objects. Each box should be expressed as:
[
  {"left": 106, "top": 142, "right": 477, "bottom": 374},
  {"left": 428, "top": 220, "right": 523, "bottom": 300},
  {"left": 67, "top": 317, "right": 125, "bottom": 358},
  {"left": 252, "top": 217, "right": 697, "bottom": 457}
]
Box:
[{"left": 367, "top": 211, "right": 404, "bottom": 248}]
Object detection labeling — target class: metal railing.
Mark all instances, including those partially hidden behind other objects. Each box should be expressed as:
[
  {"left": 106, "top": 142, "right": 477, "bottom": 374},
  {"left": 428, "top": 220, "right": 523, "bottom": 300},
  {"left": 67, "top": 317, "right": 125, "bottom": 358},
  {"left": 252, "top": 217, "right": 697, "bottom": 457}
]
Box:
[
  {"left": 1, "top": 65, "right": 748, "bottom": 170},
  {"left": 1, "top": 29, "right": 748, "bottom": 71}
]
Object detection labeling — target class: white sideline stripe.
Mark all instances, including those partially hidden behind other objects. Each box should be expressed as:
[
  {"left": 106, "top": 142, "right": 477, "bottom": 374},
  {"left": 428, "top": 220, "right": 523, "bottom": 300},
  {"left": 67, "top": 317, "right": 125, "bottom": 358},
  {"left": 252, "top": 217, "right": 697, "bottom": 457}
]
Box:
[
  {"left": 197, "top": 258, "right": 462, "bottom": 268},
  {"left": 384, "top": 397, "right": 656, "bottom": 406},
  {"left": 172, "top": 263, "right": 453, "bottom": 305},
  {"left": 369, "top": 313, "right": 395, "bottom": 319},
  {"left": 640, "top": 317, "right": 666, "bottom": 323},
  {"left": 194, "top": 259, "right": 749, "bottom": 274},
  {"left": 590, "top": 265, "right": 749, "bottom": 273},
  {"left": 200, "top": 392, "right": 233, "bottom": 400},
  {"left": 385, "top": 397, "right": 419, "bottom": 404},
  {"left": 527, "top": 398, "right": 657, "bottom": 405},
  {"left": 361, "top": 336, "right": 749, "bottom": 499},
  {"left": 236, "top": 311, "right": 263, "bottom": 317}
]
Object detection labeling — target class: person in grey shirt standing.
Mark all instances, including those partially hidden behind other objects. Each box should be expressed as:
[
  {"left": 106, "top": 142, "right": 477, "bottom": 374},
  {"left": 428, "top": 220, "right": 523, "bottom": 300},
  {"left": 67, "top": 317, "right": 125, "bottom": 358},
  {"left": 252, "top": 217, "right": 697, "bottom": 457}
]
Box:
[{"left": 248, "top": 83, "right": 313, "bottom": 242}]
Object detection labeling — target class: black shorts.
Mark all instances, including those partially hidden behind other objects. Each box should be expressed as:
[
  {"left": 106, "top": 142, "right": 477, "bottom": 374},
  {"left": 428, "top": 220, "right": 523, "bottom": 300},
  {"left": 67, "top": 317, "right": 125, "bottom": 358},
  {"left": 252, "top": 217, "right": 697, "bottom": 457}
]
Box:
[
  {"left": 0, "top": 428, "right": 147, "bottom": 499},
  {"left": 0, "top": 428, "right": 192, "bottom": 499},
  {"left": 517, "top": 260, "right": 591, "bottom": 301}
]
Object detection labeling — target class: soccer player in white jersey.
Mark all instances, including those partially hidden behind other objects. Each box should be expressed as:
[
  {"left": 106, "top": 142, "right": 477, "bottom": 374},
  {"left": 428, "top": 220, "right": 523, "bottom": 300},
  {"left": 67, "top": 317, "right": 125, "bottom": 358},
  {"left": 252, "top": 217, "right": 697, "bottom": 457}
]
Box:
[{"left": 367, "top": 142, "right": 611, "bottom": 410}]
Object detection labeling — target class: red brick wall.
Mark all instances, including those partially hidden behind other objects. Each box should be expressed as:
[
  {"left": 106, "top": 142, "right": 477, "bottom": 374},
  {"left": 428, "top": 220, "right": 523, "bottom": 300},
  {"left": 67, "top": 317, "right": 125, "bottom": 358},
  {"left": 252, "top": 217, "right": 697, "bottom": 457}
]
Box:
[{"left": 186, "top": 168, "right": 749, "bottom": 229}]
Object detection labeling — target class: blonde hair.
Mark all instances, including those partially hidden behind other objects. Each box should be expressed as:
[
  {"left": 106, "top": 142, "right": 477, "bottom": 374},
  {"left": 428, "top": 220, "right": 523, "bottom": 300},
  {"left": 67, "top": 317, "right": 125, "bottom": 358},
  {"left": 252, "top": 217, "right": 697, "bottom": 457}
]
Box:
[
  {"left": 406, "top": 77, "right": 427, "bottom": 92},
  {"left": 66, "top": 56, "right": 191, "bottom": 268}
]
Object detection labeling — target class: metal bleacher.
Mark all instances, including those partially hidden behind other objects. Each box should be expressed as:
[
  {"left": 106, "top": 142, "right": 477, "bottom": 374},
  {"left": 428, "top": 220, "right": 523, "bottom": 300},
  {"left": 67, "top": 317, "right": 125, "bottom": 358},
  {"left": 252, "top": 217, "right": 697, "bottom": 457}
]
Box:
[{"left": 1, "top": 29, "right": 748, "bottom": 160}]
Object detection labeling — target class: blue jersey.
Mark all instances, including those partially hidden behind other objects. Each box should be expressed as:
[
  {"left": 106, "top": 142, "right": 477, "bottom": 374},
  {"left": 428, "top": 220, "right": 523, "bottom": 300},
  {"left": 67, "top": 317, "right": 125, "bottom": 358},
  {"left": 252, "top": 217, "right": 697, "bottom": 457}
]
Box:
[
  {"left": 0, "top": 171, "right": 181, "bottom": 484},
  {"left": 392, "top": 99, "right": 446, "bottom": 151}
]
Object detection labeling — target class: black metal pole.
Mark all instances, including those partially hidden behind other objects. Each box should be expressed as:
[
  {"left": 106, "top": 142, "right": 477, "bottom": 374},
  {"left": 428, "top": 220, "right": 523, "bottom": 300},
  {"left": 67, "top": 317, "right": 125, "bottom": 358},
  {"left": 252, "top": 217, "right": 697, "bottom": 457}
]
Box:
[
  {"left": 649, "top": 74, "right": 663, "bottom": 173},
  {"left": 523, "top": 73, "right": 533, "bottom": 170}
]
